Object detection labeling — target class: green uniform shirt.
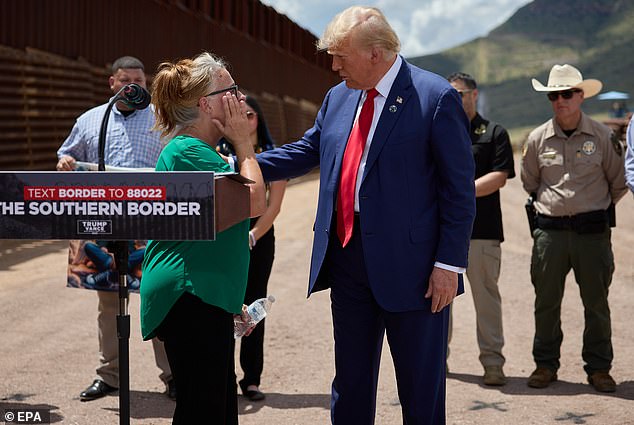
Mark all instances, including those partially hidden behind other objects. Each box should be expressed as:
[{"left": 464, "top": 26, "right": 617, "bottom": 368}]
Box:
[{"left": 140, "top": 135, "right": 250, "bottom": 340}]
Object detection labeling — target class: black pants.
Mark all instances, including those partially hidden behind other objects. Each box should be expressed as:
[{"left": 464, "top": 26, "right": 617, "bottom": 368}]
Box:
[
  {"left": 156, "top": 292, "right": 238, "bottom": 425},
  {"left": 238, "top": 224, "right": 275, "bottom": 393}
]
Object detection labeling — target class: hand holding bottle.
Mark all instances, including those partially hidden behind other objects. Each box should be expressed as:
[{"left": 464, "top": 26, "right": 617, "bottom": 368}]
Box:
[
  {"left": 234, "top": 295, "right": 275, "bottom": 339},
  {"left": 233, "top": 305, "right": 255, "bottom": 337}
]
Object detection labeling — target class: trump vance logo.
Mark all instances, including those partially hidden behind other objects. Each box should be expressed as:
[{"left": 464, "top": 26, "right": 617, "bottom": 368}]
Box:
[{"left": 77, "top": 220, "right": 112, "bottom": 235}]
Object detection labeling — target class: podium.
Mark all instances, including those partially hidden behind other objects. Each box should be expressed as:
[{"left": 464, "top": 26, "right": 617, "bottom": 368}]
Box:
[
  {"left": 214, "top": 173, "right": 252, "bottom": 233},
  {"left": 0, "top": 171, "right": 251, "bottom": 240},
  {"left": 0, "top": 170, "right": 251, "bottom": 424}
]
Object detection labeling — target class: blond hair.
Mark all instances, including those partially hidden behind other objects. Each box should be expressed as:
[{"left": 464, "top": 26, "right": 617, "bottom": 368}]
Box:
[
  {"left": 317, "top": 6, "right": 400, "bottom": 54},
  {"left": 151, "top": 52, "right": 226, "bottom": 138}
]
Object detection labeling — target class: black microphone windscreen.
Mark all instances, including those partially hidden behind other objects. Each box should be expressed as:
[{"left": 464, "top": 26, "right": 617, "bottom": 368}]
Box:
[{"left": 121, "top": 83, "right": 151, "bottom": 110}]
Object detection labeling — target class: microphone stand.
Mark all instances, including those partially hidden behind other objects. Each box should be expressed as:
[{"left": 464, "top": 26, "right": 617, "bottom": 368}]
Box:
[
  {"left": 97, "top": 85, "right": 136, "bottom": 425},
  {"left": 98, "top": 86, "right": 126, "bottom": 172}
]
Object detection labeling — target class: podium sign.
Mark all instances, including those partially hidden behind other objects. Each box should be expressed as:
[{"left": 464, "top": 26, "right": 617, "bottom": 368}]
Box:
[{"left": 0, "top": 171, "right": 249, "bottom": 240}]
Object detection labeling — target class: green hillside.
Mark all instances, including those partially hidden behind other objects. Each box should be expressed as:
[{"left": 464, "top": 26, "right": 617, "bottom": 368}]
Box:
[{"left": 408, "top": 0, "right": 634, "bottom": 133}]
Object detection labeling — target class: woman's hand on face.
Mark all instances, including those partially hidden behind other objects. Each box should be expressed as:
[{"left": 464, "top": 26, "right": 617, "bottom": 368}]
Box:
[{"left": 212, "top": 93, "right": 250, "bottom": 147}]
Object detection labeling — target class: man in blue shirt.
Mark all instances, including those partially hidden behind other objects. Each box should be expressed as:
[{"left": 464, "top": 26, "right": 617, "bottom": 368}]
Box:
[{"left": 57, "top": 56, "right": 173, "bottom": 401}]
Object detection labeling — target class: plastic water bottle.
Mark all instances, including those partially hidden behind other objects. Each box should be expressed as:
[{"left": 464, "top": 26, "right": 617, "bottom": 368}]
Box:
[{"left": 234, "top": 295, "right": 276, "bottom": 339}]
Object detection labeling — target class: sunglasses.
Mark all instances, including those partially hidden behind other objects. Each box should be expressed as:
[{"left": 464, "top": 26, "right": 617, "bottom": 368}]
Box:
[
  {"left": 547, "top": 89, "right": 581, "bottom": 101},
  {"left": 205, "top": 84, "right": 238, "bottom": 98}
]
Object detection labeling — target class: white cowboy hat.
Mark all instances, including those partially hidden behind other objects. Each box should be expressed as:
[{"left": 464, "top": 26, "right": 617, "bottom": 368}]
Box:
[{"left": 531, "top": 64, "right": 602, "bottom": 98}]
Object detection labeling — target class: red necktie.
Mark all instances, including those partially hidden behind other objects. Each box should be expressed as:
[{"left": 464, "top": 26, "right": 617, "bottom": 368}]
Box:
[{"left": 337, "top": 88, "right": 379, "bottom": 247}]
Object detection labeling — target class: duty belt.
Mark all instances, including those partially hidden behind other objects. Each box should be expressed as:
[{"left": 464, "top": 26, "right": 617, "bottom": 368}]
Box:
[{"left": 536, "top": 210, "right": 609, "bottom": 234}]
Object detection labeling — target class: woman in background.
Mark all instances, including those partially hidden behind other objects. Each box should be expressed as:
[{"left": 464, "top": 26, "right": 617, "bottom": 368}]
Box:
[
  {"left": 140, "top": 52, "right": 265, "bottom": 425},
  {"left": 218, "top": 96, "right": 287, "bottom": 401}
]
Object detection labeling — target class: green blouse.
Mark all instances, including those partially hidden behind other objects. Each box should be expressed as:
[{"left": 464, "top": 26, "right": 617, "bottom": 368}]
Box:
[{"left": 140, "top": 135, "right": 250, "bottom": 340}]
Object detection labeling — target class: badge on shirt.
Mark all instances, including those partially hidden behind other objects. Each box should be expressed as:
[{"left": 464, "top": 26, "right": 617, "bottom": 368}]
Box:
[
  {"left": 539, "top": 151, "right": 563, "bottom": 166},
  {"left": 581, "top": 140, "right": 596, "bottom": 155}
]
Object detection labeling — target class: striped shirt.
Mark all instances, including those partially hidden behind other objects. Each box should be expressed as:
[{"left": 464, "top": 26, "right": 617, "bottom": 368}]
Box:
[{"left": 57, "top": 101, "right": 163, "bottom": 168}]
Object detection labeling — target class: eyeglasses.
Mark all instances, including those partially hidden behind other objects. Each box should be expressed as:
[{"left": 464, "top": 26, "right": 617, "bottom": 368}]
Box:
[
  {"left": 457, "top": 89, "right": 474, "bottom": 98},
  {"left": 205, "top": 84, "right": 238, "bottom": 98},
  {"left": 458, "top": 89, "right": 473, "bottom": 97},
  {"left": 547, "top": 89, "right": 581, "bottom": 101}
]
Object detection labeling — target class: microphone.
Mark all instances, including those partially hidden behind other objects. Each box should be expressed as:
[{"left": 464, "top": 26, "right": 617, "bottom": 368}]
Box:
[
  {"left": 119, "top": 83, "right": 151, "bottom": 110},
  {"left": 98, "top": 83, "right": 151, "bottom": 170}
]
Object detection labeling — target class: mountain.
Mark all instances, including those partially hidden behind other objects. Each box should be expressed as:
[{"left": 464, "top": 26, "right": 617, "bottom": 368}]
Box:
[{"left": 407, "top": 0, "right": 634, "bottom": 131}]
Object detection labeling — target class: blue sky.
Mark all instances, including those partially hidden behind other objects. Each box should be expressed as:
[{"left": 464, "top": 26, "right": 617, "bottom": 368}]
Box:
[{"left": 260, "top": 0, "right": 532, "bottom": 57}]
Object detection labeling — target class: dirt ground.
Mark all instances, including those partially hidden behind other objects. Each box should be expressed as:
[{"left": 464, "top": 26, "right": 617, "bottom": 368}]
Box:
[{"left": 1, "top": 157, "right": 633, "bottom": 424}]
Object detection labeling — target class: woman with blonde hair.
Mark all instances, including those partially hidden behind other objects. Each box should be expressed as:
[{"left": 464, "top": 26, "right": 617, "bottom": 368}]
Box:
[{"left": 140, "top": 52, "right": 265, "bottom": 424}]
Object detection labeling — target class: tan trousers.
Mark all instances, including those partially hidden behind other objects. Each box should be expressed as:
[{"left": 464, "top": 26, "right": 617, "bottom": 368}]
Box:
[
  {"left": 96, "top": 290, "right": 172, "bottom": 388},
  {"left": 449, "top": 239, "right": 505, "bottom": 367}
]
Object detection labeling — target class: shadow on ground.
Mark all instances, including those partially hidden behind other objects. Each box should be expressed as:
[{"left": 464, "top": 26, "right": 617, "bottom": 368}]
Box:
[
  {"left": 100, "top": 390, "right": 175, "bottom": 420},
  {"left": 238, "top": 392, "right": 330, "bottom": 415},
  {"left": 0, "top": 240, "right": 67, "bottom": 271},
  {"left": 449, "top": 372, "right": 634, "bottom": 400},
  {"left": 99, "top": 391, "right": 329, "bottom": 419}
]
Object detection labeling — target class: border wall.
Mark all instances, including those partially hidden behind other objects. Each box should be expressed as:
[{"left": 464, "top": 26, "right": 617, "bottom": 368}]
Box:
[{"left": 0, "top": 0, "right": 338, "bottom": 170}]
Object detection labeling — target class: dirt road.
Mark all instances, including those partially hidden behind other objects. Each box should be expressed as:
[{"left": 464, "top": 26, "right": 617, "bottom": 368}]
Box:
[{"left": 1, "top": 162, "right": 633, "bottom": 424}]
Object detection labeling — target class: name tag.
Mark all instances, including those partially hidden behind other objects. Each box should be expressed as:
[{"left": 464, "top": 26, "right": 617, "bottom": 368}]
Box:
[{"left": 539, "top": 151, "right": 563, "bottom": 166}]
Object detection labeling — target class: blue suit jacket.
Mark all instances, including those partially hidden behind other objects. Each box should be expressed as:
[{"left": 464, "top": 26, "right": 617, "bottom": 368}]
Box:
[{"left": 257, "top": 58, "right": 475, "bottom": 312}]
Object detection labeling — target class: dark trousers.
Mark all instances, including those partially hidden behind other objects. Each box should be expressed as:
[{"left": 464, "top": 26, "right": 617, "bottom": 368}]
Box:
[
  {"left": 156, "top": 292, "right": 238, "bottom": 425},
  {"left": 238, "top": 225, "right": 275, "bottom": 392},
  {"left": 327, "top": 216, "right": 448, "bottom": 425},
  {"left": 530, "top": 228, "right": 614, "bottom": 374}
]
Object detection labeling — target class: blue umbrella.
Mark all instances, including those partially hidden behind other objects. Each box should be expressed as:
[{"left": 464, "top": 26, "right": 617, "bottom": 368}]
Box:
[{"left": 598, "top": 91, "right": 630, "bottom": 100}]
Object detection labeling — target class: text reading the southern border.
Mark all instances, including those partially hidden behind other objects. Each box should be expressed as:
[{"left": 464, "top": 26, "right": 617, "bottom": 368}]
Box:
[
  {"left": 23, "top": 186, "right": 166, "bottom": 201},
  {"left": 0, "top": 201, "right": 201, "bottom": 216}
]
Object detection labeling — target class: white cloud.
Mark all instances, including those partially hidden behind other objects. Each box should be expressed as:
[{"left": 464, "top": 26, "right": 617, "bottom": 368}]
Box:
[{"left": 259, "top": 0, "right": 532, "bottom": 57}]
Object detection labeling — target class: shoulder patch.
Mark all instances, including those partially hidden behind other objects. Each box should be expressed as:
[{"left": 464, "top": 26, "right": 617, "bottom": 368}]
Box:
[{"left": 610, "top": 132, "right": 623, "bottom": 156}]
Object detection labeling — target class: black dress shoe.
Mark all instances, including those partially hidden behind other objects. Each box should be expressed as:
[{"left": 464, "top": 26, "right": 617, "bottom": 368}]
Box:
[
  {"left": 166, "top": 379, "right": 177, "bottom": 400},
  {"left": 243, "top": 387, "right": 265, "bottom": 401},
  {"left": 80, "top": 379, "right": 118, "bottom": 401}
]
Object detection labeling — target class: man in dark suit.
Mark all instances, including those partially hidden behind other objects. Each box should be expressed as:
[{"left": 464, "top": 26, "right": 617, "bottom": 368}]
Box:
[{"left": 257, "top": 6, "right": 475, "bottom": 424}]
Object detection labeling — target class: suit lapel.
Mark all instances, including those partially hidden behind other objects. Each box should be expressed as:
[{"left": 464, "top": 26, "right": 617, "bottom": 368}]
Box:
[
  {"left": 333, "top": 90, "right": 363, "bottom": 178},
  {"left": 362, "top": 60, "right": 413, "bottom": 183}
]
